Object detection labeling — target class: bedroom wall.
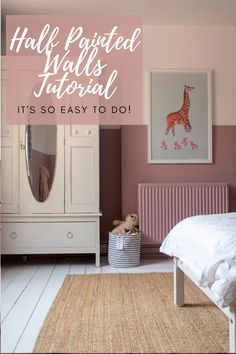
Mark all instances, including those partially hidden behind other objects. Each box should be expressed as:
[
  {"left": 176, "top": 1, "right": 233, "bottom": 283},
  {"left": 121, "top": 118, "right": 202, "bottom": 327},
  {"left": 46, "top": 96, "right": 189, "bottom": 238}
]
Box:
[
  {"left": 100, "top": 128, "right": 122, "bottom": 243},
  {"left": 121, "top": 25, "right": 236, "bottom": 221},
  {"left": 121, "top": 125, "right": 236, "bottom": 213},
  {"left": 142, "top": 26, "right": 236, "bottom": 126},
  {"left": 4, "top": 24, "right": 235, "bottom": 244}
]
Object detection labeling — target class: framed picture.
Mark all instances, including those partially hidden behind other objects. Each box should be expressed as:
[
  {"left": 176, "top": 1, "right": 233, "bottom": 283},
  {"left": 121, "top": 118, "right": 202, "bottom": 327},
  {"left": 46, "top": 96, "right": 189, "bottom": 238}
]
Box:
[{"left": 148, "top": 69, "right": 212, "bottom": 163}]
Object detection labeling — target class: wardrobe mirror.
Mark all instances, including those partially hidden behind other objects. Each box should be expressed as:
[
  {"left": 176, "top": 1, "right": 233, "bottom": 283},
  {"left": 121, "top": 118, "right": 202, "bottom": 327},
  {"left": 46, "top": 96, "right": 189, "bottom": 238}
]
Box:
[{"left": 25, "top": 125, "right": 57, "bottom": 202}]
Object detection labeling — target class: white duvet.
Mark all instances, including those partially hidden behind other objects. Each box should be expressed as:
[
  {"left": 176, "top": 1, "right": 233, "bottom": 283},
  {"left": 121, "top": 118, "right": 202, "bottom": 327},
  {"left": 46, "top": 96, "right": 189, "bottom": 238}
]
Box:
[{"left": 160, "top": 212, "right": 236, "bottom": 307}]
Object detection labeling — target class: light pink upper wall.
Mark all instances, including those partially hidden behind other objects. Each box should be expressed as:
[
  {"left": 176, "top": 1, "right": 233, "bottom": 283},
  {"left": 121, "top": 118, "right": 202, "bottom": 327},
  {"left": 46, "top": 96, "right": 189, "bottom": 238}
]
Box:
[
  {"left": 143, "top": 26, "right": 236, "bottom": 126},
  {"left": 121, "top": 125, "right": 236, "bottom": 215}
]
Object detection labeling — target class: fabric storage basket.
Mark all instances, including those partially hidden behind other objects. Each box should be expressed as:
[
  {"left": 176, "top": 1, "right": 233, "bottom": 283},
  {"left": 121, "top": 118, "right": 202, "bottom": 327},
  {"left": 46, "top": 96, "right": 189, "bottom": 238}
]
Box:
[{"left": 108, "top": 232, "right": 141, "bottom": 268}]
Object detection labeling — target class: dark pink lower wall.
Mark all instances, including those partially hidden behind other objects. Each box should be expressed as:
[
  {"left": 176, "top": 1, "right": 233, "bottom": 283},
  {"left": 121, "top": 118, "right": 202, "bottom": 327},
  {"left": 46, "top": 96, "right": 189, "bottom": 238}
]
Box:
[
  {"left": 100, "top": 129, "right": 122, "bottom": 243},
  {"left": 100, "top": 126, "right": 236, "bottom": 247},
  {"left": 121, "top": 125, "right": 236, "bottom": 216}
]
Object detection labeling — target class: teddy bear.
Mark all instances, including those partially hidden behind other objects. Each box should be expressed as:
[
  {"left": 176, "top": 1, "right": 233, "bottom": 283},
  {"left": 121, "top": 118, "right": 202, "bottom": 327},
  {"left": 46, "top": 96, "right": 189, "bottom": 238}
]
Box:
[{"left": 112, "top": 213, "right": 139, "bottom": 235}]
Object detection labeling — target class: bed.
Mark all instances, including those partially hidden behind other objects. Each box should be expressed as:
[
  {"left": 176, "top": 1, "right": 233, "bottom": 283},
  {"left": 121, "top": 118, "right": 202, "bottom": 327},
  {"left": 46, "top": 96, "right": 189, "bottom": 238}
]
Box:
[{"left": 160, "top": 212, "right": 236, "bottom": 353}]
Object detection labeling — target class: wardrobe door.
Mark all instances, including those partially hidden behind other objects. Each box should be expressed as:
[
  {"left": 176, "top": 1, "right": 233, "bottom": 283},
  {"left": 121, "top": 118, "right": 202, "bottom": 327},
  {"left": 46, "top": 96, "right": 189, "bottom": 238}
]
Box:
[
  {"left": 19, "top": 125, "right": 65, "bottom": 214},
  {"left": 65, "top": 125, "right": 99, "bottom": 213},
  {"left": 1, "top": 69, "right": 20, "bottom": 213},
  {"left": 1, "top": 125, "right": 19, "bottom": 213}
]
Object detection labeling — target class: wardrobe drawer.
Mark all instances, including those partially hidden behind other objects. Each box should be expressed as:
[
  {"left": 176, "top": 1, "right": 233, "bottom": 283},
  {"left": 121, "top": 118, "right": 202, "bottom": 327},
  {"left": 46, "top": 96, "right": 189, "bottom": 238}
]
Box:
[{"left": 2, "top": 222, "right": 97, "bottom": 251}]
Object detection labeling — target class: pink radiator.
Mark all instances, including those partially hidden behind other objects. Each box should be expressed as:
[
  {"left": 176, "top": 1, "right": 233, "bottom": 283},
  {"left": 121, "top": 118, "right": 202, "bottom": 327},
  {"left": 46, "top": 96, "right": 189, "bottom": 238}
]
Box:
[{"left": 138, "top": 183, "right": 229, "bottom": 244}]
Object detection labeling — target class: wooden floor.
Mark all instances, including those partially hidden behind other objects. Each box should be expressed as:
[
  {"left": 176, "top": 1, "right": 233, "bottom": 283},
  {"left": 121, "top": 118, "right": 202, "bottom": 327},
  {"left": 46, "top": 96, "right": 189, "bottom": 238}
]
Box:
[{"left": 1, "top": 255, "right": 173, "bottom": 353}]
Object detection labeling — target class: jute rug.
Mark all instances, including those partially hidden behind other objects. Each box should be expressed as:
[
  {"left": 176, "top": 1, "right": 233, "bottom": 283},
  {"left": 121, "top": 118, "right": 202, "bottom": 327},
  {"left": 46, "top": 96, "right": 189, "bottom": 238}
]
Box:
[{"left": 33, "top": 273, "right": 228, "bottom": 353}]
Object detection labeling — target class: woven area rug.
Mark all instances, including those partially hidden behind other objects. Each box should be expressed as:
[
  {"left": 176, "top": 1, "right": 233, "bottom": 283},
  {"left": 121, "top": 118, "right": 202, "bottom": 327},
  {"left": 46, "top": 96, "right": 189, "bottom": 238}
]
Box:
[{"left": 33, "top": 273, "right": 228, "bottom": 353}]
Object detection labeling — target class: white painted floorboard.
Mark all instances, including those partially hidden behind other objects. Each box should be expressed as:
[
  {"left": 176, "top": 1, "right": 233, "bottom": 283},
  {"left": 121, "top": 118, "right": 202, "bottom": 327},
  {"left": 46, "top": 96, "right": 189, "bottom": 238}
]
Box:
[
  {"left": 2, "top": 265, "right": 55, "bottom": 353},
  {"left": 1, "top": 256, "right": 173, "bottom": 353},
  {"left": 1, "top": 265, "right": 26, "bottom": 292},
  {"left": 15, "top": 264, "right": 71, "bottom": 353},
  {"left": 2, "top": 265, "right": 39, "bottom": 322}
]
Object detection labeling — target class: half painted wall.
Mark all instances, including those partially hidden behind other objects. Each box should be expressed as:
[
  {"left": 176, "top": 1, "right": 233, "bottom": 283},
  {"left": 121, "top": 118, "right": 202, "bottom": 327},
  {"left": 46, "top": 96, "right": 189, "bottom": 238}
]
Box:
[
  {"left": 121, "top": 25, "right": 236, "bottom": 226},
  {"left": 101, "top": 25, "right": 236, "bottom": 245}
]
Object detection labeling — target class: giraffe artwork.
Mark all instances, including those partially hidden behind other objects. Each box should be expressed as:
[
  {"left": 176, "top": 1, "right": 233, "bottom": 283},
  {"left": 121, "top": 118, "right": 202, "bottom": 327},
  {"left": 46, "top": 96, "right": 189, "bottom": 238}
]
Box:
[
  {"left": 165, "top": 85, "right": 195, "bottom": 136},
  {"left": 150, "top": 69, "right": 212, "bottom": 163}
]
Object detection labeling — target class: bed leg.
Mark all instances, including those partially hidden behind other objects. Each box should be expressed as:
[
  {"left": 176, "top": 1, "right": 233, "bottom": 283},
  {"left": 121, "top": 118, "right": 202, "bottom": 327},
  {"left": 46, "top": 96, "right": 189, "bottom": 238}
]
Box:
[
  {"left": 174, "top": 258, "right": 184, "bottom": 307},
  {"left": 229, "top": 307, "right": 236, "bottom": 353}
]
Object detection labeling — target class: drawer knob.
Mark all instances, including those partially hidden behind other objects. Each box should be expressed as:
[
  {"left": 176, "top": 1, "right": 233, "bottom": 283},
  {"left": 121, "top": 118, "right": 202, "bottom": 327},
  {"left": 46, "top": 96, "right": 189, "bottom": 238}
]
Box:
[
  {"left": 10, "top": 232, "right": 17, "bottom": 239},
  {"left": 73, "top": 129, "right": 78, "bottom": 135},
  {"left": 85, "top": 129, "right": 91, "bottom": 135},
  {"left": 67, "top": 232, "right": 73, "bottom": 239}
]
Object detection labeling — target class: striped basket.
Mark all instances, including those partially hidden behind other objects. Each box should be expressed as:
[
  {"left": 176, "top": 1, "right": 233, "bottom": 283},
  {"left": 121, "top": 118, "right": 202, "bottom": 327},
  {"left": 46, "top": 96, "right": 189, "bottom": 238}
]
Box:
[{"left": 108, "top": 232, "right": 141, "bottom": 268}]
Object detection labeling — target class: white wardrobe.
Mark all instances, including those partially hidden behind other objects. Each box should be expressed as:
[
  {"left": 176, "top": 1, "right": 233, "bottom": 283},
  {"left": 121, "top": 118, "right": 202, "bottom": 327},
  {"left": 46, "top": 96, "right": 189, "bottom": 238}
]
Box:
[{"left": 1, "top": 122, "right": 101, "bottom": 266}]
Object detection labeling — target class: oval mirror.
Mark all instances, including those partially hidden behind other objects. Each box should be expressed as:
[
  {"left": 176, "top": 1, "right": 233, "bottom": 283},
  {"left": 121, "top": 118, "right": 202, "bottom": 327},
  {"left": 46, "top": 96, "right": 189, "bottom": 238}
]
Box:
[{"left": 25, "top": 125, "right": 57, "bottom": 202}]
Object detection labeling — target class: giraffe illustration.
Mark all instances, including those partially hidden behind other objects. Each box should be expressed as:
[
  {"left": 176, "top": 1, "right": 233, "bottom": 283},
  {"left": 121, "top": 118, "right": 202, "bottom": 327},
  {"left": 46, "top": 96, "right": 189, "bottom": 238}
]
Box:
[{"left": 165, "top": 85, "right": 195, "bottom": 136}]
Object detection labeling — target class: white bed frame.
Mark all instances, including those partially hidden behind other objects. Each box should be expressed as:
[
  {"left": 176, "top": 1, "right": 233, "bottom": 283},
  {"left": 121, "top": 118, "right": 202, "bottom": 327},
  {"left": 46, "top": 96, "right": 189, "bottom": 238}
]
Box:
[{"left": 174, "top": 257, "right": 236, "bottom": 353}]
